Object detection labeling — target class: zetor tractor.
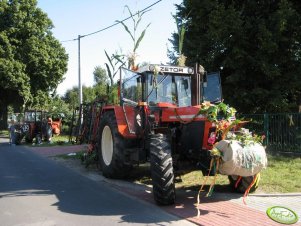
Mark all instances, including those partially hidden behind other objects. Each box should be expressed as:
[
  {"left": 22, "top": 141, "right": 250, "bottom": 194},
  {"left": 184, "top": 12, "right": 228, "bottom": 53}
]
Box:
[
  {"left": 16, "top": 110, "right": 62, "bottom": 144},
  {"left": 96, "top": 64, "right": 234, "bottom": 205}
]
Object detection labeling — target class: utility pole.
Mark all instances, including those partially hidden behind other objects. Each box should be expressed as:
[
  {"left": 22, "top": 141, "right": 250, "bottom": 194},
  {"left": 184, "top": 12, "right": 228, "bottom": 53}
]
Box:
[
  {"left": 78, "top": 35, "right": 83, "bottom": 106},
  {"left": 78, "top": 35, "right": 83, "bottom": 125}
]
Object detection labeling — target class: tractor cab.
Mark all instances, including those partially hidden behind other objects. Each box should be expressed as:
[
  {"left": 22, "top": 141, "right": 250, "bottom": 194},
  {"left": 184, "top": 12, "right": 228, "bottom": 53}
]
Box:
[
  {"left": 120, "top": 64, "right": 222, "bottom": 107},
  {"left": 118, "top": 64, "right": 223, "bottom": 153}
]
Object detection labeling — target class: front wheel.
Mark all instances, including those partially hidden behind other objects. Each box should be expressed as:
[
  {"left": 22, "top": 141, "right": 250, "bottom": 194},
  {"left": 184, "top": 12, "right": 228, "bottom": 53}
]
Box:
[
  {"left": 150, "top": 133, "right": 175, "bottom": 205},
  {"left": 98, "top": 111, "right": 131, "bottom": 179},
  {"left": 228, "top": 175, "right": 259, "bottom": 193}
]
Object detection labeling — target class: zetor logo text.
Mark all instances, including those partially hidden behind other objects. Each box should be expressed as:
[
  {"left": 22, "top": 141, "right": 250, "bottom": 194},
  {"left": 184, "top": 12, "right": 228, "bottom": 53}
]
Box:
[
  {"left": 159, "top": 66, "right": 184, "bottom": 73},
  {"left": 266, "top": 206, "right": 299, "bottom": 224}
]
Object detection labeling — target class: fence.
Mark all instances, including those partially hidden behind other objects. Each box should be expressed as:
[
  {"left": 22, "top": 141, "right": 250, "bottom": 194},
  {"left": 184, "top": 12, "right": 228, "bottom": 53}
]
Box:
[{"left": 240, "top": 113, "right": 301, "bottom": 153}]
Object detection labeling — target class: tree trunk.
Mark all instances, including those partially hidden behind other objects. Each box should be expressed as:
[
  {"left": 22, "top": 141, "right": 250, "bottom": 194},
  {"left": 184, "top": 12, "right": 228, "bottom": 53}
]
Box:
[
  {"left": 0, "top": 104, "right": 8, "bottom": 130},
  {"left": 299, "top": 95, "right": 301, "bottom": 113}
]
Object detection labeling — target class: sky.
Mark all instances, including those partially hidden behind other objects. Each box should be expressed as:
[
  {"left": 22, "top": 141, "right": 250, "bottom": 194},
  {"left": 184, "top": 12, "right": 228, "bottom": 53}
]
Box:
[{"left": 37, "top": 0, "right": 182, "bottom": 96}]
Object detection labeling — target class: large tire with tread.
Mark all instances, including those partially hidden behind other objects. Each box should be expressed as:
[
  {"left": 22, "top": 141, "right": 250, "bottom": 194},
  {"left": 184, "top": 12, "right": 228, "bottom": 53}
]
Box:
[
  {"left": 98, "top": 111, "right": 131, "bottom": 179},
  {"left": 44, "top": 124, "right": 53, "bottom": 142},
  {"left": 228, "top": 175, "right": 258, "bottom": 193},
  {"left": 14, "top": 132, "right": 22, "bottom": 145},
  {"left": 150, "top": 133, "right": 176, "bottom": 205}
]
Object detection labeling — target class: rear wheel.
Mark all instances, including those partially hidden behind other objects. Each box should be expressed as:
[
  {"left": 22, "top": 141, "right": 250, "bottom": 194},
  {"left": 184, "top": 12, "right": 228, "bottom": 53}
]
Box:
[
  {"left": 98, "top": 111, "right": 131, "bottom": 178},
  {"left": 14, "top": 132, "right": 22, "bottom": 145},
  {"left": 228, "top": 175, "right": 259, "bottom": 193},
  {"left": 150, "top": 133, "right": 175, "bottom": 205},
  {"left": 44, "top": 124, "right": 52, "bottom": 142}
]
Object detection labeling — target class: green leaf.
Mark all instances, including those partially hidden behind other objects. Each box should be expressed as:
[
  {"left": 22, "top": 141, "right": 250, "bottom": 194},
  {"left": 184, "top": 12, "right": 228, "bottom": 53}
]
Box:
[
  {"left": 105, "top": 63, "right": 112, "bottom": 80},
  {"left": 117, "top": 20, "right": 134, "bottom": 41},
  {"left": 136, "top": 9, "right": 151, "bottom": 30},
  {"left": 124, "top": 5, "right": 136, "bottom": 26},
  {"left": 112, "top": 54, "right": 126, "bottom": 66},
  {"left": 134, "top": 23, "right": 151, "bottom": 52},
  {"left": 104, "top": 50, "right": 114, "bottom": 69}
]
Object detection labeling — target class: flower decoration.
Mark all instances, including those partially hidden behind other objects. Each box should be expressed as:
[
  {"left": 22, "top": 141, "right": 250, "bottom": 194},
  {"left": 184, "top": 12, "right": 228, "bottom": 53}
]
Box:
[{"left": 199, "top": 101, "right": 264, "bottom": 146}]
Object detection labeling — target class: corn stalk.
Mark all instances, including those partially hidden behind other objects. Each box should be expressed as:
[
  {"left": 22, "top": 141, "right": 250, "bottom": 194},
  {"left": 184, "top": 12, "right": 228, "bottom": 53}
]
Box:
[{"left": 116, "top": 5, "right": 151, "bottom": 70}]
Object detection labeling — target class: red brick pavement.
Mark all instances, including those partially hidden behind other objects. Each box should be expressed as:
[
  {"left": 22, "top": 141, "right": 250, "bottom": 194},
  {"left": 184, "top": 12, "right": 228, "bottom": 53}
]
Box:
[{"left": 119, "top": 185, "right": 295, "bottom": 226}]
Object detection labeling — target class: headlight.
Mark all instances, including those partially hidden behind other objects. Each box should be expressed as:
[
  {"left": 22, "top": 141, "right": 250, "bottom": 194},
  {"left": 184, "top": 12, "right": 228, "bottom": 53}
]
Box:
[
  {"left": 149, "top": 65, "right": 155, "bottom": 71},
  {"left": 188, "top": 67, "right": 194, "bottom": 74}
]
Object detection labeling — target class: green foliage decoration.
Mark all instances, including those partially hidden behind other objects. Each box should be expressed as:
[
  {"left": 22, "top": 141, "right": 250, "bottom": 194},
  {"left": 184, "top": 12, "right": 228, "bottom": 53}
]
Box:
[
  {"left": 199, "top": 101, "right": 264, "bottom": 146},
  {"left": 199, "top": 102, "right": 236, "bottom": 122}
]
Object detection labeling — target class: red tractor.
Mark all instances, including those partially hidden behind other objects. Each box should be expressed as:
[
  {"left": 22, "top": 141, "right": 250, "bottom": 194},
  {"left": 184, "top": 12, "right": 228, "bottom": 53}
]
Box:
[
  {"left": 15, "top": 110, "right": 62, "bottom": 144},
  {"left": 95, "top": 64, "right": 249, "bottom": 205}
]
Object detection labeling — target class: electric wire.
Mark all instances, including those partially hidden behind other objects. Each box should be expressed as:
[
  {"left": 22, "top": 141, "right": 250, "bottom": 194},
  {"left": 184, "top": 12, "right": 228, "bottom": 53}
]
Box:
[{"left": 61, "top": 0, "right": 162, "bottom": 43}]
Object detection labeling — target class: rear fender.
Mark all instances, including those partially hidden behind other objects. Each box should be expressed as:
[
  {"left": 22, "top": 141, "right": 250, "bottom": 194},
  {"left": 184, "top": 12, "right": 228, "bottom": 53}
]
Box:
[{"left": 101, "top": 106, "right": 138, "bottom": 139}]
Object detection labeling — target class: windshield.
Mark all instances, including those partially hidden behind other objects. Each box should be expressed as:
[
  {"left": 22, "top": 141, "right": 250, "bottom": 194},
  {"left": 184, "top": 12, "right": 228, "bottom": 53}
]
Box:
[
  {"left": 24, "top": 111, "right": 42, "bottom": 122},
  {"left": 147, "top": 73, "right": 192, "bottom": 107}
]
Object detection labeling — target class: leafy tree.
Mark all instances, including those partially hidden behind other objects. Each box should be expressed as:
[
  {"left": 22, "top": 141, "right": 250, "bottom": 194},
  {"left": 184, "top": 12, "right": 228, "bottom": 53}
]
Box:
[
  {"left": 171, "top": 13, "right": 188, "bottom": 66},
  {"left": 63, "top": 87, "right": 79, "bottom": 110},
  {"left": 63, "top": 86, "right": 97, "bottom": 109},
  {"left": 170, "top": 0, "right": 301, "bottom": 113},
  {"left": 94, "top": 83, "right": 107, "bottom": 99},
  {"left": 93, "top": 65, "right": 108, "bottom": 99},
  {"left": 0, "top": 0, "right": 68, "bottom": 129},
  {"left": 83, "top": 86, "right": 97, "bottom": 103},
  {"left": 93, "top": 66, "right": 108, "bottom": 85},
  {"left": 47, "top": 96, "right": 71, "bottom": 118}
]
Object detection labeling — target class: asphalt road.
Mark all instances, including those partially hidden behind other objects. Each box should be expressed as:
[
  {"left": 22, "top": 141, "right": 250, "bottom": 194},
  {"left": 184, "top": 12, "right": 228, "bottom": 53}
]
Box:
[{"left": 0, "top": 141, "right": 195, "bottom": 226}]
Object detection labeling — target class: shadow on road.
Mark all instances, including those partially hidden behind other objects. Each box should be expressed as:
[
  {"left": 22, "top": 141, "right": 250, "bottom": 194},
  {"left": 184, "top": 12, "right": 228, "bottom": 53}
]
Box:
[{"left": 0, "top": 143, "right": 187, "bottom": 225}]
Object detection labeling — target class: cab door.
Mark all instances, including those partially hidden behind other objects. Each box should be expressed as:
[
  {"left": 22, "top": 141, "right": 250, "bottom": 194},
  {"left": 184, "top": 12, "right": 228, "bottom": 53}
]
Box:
[
  {"left": 120, "top": 67, "right": 143, "bottom": 135},
  {"left": 203, "top": 72, "right": 222, "bottom": 103}
]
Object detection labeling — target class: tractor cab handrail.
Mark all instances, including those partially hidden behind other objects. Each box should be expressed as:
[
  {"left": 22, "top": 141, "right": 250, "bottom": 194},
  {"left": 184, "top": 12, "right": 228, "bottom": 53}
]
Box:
[{"left": 122, "top": 98, "right": 138, "bottom": 107}]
